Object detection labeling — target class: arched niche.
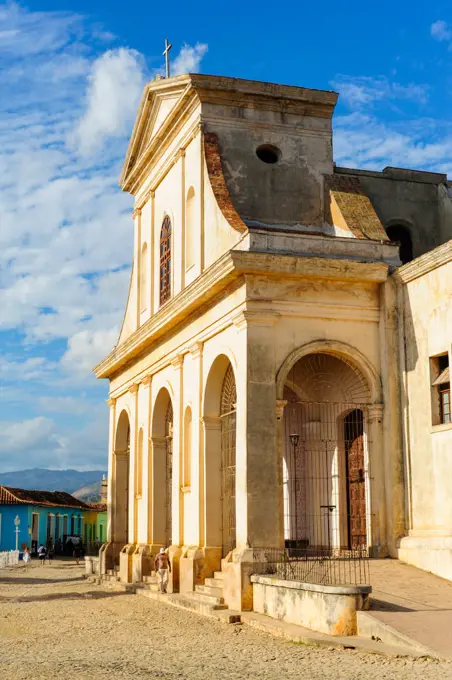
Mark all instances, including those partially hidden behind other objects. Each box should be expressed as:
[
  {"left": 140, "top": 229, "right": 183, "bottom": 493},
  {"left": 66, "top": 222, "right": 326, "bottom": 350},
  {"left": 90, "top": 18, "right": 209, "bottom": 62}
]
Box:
[
  {"left": 151, "top": 387, "right": 173, "bottom": 546},
  {"left": 185, "top": 186, "right": 196, "bottom": 271},
  {"left": 203, "top": 354, "right": 237, "bottom": 554},
  {"left": 114, "top": 409, "right": 130, "bottom": 546}
]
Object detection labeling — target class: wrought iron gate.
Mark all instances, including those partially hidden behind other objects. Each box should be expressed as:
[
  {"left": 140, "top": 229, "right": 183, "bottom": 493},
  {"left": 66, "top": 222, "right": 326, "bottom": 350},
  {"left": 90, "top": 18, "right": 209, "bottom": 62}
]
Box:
[
  {"left": 165, "top": 402, "right": 173, "bottom": 547},
  {"left": 220, "top": 364, "right": 236, "bottom": 556},
  {"left": 283, "top": 400, "right": 369, "bottom": 553}
]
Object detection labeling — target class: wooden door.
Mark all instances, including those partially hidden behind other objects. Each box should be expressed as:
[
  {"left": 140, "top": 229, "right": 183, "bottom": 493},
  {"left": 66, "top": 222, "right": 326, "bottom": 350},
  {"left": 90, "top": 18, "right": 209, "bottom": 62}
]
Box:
[{"left": 344, "top": 410, "right": 366, "bottom": 550}]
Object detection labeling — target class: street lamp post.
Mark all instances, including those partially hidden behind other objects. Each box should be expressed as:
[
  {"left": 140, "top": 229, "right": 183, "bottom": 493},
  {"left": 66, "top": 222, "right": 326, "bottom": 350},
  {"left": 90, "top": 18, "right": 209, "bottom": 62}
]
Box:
[{"left": 14, "top": 515, "right": 20, "bottom": 551}]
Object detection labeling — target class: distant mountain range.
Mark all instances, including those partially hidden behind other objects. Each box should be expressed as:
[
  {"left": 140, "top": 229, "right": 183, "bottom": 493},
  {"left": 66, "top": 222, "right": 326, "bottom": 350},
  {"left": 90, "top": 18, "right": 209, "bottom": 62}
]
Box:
[{"left": 0, "top": 468, "right": 107, "bottom": 501}]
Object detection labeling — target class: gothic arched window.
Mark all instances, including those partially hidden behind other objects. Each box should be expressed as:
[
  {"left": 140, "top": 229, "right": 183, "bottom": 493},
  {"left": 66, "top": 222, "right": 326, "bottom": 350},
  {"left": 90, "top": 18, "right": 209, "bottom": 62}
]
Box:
[{"left": 160, "top": 216, "right": 172, "bottom": 305}]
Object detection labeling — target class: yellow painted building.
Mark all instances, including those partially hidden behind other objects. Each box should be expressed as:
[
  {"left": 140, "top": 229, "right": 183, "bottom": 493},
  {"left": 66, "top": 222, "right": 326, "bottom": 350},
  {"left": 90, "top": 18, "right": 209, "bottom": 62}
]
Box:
[{"left": 94, "top": 74, "right": 452, "bottom": 609}]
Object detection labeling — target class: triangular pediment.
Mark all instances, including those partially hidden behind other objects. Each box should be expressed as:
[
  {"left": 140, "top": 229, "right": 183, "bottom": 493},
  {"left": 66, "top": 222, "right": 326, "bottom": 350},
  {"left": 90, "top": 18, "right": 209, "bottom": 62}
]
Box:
[{"left": 120, "top": 75, "right": 193, "bottom": 190}]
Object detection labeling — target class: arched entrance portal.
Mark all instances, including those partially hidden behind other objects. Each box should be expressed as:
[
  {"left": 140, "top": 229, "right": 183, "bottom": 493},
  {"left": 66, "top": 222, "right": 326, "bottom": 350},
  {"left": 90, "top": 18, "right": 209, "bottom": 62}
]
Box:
[
  {"left": 151, "top": 388, "right": 173, "bottom": 548},
  {"left": 114, "top": 410, "right": 130, "bottom": 546},
  {"left": 203, "top": 355, "right": 237, "bottom": 557},
  {"left": 220, "top": 364, "right": 237, "bottom": 556},
  {"left": 282, "top": 353, "right": 371, "bottom": 553}
]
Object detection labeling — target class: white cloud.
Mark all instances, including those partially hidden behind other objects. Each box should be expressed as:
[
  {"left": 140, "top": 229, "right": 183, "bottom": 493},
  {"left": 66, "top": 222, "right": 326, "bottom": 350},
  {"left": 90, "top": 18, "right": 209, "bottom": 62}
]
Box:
[
  {"left": 0, "top": 4, "right": 209, "bottom": 471},
  {"left": 431, "top": 20, "right": 452, "bottom": 42},
  {"left": 60, "top": 328, "right": 119, "bottom": 378},
  {"left": 0, "top": 417, "right": 58, "bottom": 454},
  {"left": 334, "top": 114, "right": 452, "bottom": 172},
  {"left": 331, "top": 75, "right": 429, "bottom": 109},
  {"left": 73, "top": 48, "right": 146, "bottom": 155},
  {"left": 172, "top": 42, "right": 208, "bottom": 75}
]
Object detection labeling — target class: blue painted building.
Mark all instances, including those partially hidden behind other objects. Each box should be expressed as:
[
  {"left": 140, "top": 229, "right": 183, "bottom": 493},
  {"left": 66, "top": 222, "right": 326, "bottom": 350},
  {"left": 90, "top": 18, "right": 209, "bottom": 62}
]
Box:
[{"left": 0, "top": 486, "right": 90, "bottom": 554}]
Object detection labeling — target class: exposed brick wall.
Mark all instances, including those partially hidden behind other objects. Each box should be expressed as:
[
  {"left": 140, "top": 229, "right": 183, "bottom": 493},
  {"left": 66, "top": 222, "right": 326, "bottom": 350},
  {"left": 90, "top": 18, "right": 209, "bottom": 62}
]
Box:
[{"left": 203, "top": 132, "right": 247, "bottom": 234}]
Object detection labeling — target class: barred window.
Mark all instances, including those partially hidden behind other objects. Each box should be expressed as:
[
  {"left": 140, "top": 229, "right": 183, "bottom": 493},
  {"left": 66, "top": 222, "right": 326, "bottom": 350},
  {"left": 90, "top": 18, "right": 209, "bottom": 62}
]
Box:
[{"left": 160, "top": 216, "right": 171, "bottom": 306}]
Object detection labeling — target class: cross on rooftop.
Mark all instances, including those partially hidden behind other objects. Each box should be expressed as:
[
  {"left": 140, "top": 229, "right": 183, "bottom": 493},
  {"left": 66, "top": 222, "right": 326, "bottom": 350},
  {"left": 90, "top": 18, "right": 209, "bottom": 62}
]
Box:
[{"left": 163, "top": 38, "right": 172, "bottom": 79}]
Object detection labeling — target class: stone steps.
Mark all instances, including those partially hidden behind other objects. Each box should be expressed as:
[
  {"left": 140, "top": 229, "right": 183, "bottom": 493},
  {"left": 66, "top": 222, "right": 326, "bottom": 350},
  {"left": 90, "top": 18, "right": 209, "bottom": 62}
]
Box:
[
  {"left": 213, "top": 571, "right": 225, "bottom": 581},
  {"left": 135, "top": 588, "right": 239, "bottom": 621},
  {"left": 190, "top": 589, "right": 225, "bottom": 606},
  {"left": 194, "top": 584, "right": 224, "bottom": 598},
  {"left": 142, "top": 574, "right": 158, "bottom": 584},
  {"left": 204, "top": 577, "right": 224, "bottom": 589}
]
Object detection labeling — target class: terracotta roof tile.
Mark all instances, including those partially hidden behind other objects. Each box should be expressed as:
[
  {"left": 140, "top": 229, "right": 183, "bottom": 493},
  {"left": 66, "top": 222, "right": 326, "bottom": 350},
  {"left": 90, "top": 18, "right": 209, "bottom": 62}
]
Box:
[
  {"left": 0, "top": 486, "right": 90, "bottom": 510},
  {"left": 325, "top": 174, "right": 389, "bottom": 241}
]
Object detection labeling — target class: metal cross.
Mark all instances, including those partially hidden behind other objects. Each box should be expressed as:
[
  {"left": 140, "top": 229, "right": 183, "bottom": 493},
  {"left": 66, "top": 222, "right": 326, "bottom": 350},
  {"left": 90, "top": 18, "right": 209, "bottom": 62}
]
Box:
[{"left": 163, "top": 38, "right": 172, "bottom": 78}]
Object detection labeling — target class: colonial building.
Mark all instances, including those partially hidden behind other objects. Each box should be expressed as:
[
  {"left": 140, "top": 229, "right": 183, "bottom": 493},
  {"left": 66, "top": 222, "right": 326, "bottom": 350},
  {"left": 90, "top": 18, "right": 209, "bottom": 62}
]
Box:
[{"left": 94, "top": 74, "right": 451, "bottom": 608}]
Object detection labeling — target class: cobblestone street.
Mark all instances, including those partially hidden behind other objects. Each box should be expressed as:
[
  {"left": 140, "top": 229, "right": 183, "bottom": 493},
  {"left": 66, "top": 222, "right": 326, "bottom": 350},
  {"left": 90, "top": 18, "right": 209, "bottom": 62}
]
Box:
[{"left": 0, "top": 561, "right": 451, "bottom": 680}]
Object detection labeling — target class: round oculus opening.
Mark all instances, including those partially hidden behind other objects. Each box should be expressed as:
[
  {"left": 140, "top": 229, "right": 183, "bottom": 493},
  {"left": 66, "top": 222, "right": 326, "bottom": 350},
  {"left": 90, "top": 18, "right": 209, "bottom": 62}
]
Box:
[{"left": 256, "top": 144, "right": 281, "bottom": 164}]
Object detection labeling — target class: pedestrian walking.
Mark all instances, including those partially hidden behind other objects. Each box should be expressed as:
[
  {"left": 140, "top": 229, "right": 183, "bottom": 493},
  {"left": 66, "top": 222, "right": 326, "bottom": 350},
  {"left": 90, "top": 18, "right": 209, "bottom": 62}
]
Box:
[
  {"left": 73, "top": 541, "right": 81, "bottom": 565},
  {"left": 154, "top": 547, "right": 171, "bottom": 593},
  {"left": 23, "top": 546, "right": 31, "bottom": 564},
  {"left": 37, "top": 544, "right": 47, "bottom": 565},
  {"left": 47, "top": 542, "right": 55, "bottom": 564}
]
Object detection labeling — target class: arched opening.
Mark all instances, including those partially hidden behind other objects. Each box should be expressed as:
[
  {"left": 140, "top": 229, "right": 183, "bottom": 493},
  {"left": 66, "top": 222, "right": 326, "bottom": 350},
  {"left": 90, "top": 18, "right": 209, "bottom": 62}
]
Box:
[
  {"left": 203, "top": 354, "right": 237, "bottom": 557},
  {"left": 386, "top": 224, "right": 413, "bottom": 264},
  {"left": 151, "top": 388, "right": 173, "bottom": 547},
  {"left": 282, "top": 353, "right": 371, "bottom": 553},
  {"left": 185, "top": 187, "right": 196, "bottom": 271},
  {"left": 114, "top": 409, "right": 130, "bottom": 546},
  {"left": 160, "top": 216, "right": 171, "bottom": 306},
  {"left": 140, "top": 242, "right": 148, "bottom": 311},
  {"left": 183, "top": 406, "right": 192, "bottom": 488}
]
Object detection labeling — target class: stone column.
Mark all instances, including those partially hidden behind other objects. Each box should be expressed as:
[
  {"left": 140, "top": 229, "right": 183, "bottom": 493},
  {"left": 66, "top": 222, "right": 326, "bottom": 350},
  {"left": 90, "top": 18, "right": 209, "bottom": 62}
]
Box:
[
  {"left": 100, "top": 396, "right": 116, "bottom": 575},
  {"left": 132, "top": 375, "right": 152, "bottom": 583},
  {"left": 222, "top": 311, "right": 283, "bottom": 612},
  {"left": 379, "top": 277, "right": 405, "bottom": 555},
  {"left": 133, "top": 208, "right": 141, "bottom": 329},
  {"left": 119, "top": 383, "right": 138, "bottom": 583},
  {"left": 366, "top": 403, "right": 385, "bottom": 556},
  {"left": 168, "top": 354, "right": 184, "bottom": 592},
  {"left": 238, "top": 311, "right": 283, "bottom": 549}
]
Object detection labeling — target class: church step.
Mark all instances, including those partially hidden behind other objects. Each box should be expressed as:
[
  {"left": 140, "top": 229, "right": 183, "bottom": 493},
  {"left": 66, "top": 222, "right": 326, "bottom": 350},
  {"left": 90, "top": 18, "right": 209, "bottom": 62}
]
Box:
[
  {"left": 135, "top": 589, "right": 237, "bottom": 620},
  {"left": 204, "top": 577, "right": 224, "bottom": 589},
  {"left": 138, "top": 582, "right": 160, "bottom": 592},
  {"left": 213, "top": 571, "right": 226, "bottom": 581},
  {"left": 190, "top": 590, "right": 225, "bottom": 606},
  {"left": 143, "top": 575, "right": 158, "bottom": 583},
  {"left": 195, "top": 584, "right": 224, "bottom": 598}
]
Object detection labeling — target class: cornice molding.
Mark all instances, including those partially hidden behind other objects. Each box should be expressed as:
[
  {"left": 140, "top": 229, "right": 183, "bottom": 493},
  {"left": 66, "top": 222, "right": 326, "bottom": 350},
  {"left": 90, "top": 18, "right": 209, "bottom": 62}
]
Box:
[
  {"left": 106, "top": 398, "right": 116, "bottom": 407},
  {"left": 393, "top": 240, "right": 452, "bottom": 284},
  {"left": 140, "top": 375, "right": 151, "bottom": 386},
  {"left": 189, "top": 341, "right": 203, "bottom": 358},
  {"left": 232, "top": 310, "right": 280, "bottom": 331},
  {"left": 171, "top": 354, "right": 184, "bottom": 370},
  {"left": 94, "top": 251, "right": 388, "bottom": 379}
]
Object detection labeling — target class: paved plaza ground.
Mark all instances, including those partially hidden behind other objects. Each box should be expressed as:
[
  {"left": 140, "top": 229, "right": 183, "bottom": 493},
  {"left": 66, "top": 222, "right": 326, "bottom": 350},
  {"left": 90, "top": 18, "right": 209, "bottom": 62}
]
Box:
[{"left": 0, "top": 560, "right": 451, "bottom": 680}]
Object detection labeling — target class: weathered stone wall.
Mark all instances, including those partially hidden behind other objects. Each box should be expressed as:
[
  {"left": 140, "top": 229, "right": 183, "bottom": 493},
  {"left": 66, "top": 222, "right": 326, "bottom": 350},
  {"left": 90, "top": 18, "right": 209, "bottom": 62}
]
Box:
[
  {"left": 336, "top": 167, "right": 451, "bottom": 259},
  {"left": 395, "top": 242, "right": 452, "bottom": 580}
]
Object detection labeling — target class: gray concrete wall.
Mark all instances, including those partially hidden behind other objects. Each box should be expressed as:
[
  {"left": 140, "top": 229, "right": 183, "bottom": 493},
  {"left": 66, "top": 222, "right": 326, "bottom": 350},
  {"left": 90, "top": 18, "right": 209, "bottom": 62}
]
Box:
[{"left": 335, "top": 167, "right": 451, "bottom": 259}]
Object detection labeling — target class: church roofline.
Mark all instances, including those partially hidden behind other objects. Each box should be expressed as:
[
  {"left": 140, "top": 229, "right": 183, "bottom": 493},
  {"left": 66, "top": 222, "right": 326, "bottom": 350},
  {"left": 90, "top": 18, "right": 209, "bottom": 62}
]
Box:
[
  {"left": 120, "top": 74, "right": 338, "bottom": 192},
  {"left": 393, "top": 239, "right": 452, "bottom": 284},
  {"left": 335, "top": 165, "right": 449, "bottom": 185}
]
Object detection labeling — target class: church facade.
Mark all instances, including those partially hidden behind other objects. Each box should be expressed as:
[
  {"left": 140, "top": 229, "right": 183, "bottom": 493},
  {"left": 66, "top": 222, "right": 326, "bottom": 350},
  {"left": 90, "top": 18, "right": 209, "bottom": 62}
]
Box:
[{"left": 94, "top": 74, "right": 452, "bottom": 607}]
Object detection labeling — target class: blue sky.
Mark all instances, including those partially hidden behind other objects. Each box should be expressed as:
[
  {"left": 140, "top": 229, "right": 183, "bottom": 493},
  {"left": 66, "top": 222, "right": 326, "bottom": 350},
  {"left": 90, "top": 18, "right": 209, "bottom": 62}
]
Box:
[{"left": 1, "top": 1, "right": 451, "bottom": 472}]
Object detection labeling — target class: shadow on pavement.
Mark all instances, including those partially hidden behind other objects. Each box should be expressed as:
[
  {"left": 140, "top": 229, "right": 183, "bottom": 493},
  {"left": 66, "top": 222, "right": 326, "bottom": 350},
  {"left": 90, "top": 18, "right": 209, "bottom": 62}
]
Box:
[{"left": 0, "top": 590, "right": 131, "bottom": 603}]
